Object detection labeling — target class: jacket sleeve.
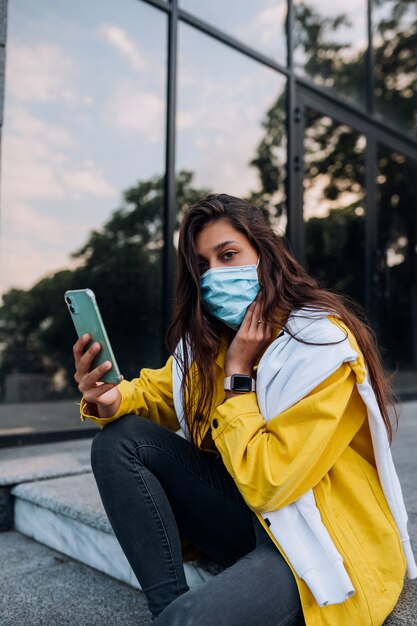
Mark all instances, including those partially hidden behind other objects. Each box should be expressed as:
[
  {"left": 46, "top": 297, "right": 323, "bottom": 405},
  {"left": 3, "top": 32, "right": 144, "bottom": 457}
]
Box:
[
  {"left": 210, "top": 362, "right": 367, "bottom": 512},
  {"left": 80, "top": 355, "right": 180, "bottom": 431}
]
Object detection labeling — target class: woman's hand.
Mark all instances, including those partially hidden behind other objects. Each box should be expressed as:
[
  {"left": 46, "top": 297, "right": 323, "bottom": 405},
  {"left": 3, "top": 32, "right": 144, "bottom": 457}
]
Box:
[
  {"left": 73, "top": 334, "right": 122, "bottom": 418},
  {"left": 225, "top": 295, "right": 274, "bottom": 378}
]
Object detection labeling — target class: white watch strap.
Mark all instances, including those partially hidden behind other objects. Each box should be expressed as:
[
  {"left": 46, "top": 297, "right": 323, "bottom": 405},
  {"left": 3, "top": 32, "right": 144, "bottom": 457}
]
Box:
[{"left": 224, "top": 376, "right": 256, "bottom": 392}]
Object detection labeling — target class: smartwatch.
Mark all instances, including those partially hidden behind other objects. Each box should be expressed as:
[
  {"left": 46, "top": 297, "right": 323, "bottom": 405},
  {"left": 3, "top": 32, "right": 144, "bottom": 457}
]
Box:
[{"left": 224, "top": 374, "right": 256, "bottom": 393}]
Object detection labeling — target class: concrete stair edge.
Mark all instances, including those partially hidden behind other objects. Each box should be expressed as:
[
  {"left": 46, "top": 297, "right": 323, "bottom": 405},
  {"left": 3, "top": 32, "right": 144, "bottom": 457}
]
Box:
[{"left": 10, "top": 472, "right": 218, "bottom": 591}]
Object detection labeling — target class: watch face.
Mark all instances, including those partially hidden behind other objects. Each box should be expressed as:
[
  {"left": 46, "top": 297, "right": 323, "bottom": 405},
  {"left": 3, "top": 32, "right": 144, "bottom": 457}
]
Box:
[{"left": 231, "top": 374, "right": 252, "bottom": 393}]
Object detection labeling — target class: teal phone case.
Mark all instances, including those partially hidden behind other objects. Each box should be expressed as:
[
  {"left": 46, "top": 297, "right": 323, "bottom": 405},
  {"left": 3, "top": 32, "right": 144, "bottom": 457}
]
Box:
[{"left": 65, "top": 288, "right": 123, "bottom": 385}]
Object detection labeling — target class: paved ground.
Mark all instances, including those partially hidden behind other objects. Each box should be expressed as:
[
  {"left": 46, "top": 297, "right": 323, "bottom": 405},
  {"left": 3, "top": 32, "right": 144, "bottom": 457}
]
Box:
[
  {"left": 1, "top": 401, "right": 416, "bottom": 625},
  {"left": 0, "top": 531, "right": 151, "bottom": 626}
]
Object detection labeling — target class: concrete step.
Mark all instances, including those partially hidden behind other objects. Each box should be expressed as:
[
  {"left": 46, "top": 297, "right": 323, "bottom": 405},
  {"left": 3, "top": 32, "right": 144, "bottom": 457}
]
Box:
[
  {"left": 0, "top": 530, "right": 151, "bottom": 626},
  {"left": 0, "top": 438, "right": 92, "bottom": 486},
  {"left": 0, "top": 438, "right": 93, "bottom": 531},
  {"left": 11, "top": 471, "right": 218, "bottom": 591}
]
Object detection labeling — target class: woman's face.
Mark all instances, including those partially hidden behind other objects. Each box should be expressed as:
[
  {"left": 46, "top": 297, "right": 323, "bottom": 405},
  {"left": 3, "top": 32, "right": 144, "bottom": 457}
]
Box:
[{"left": 195, "top": 218, "right": 258, "bottom": 276}]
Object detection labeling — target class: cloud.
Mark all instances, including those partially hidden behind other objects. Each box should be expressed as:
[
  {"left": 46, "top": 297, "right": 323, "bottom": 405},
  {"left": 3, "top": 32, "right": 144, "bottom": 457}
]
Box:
[
  {"left": 7, "top": 41, "right": 77, "bottom": 103},
  {"left": 236, "top": 2, "right": 288, "bottom": 51},
  {"left": 61, "top": 160, "right": 117, "bottom": 198},
  {"left": 99, "top": 23, "right": 146, "bottom": 73},
  {"left": 2, "top": 107, "right": 117, "bottom": 205},
  {"left": 0, "top": 106, "right": 119, "bottom": 294},
  {"left": 0, "top": 203, "right": 82, "bottom": 294},
  {"left": 2, "top": 202, "right": 78, "bottom": 246},
  {"left": 177, "top": 75, "right": 282, "bottom": 196},
  {"left": 105, "top": 81, "right": 165, "bottom": 142}
]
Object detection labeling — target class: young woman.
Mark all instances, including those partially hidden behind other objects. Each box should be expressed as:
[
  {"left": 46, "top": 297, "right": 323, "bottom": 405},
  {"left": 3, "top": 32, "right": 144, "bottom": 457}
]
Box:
[{"left": 74, "top": 193, "right": 416, "bottom": 626}]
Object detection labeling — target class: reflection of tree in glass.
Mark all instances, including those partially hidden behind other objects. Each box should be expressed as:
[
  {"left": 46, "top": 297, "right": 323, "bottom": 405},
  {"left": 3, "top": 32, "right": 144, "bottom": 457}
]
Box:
[
  {"left": 248, "top": 81, "right": 366, "bottom": 305},
  {"left": 294, "top": 1, "right": 366, "bottom": 105},
  {"left": 303, "top": 109, "right": 366, "bottom": 305},
  {"left": 0, "top": 171, "right": 209, "bottom": 399},
  {"left": 294, "top": 0, "right": 417, "bottom": 132},
  {"left": 289, "top": 3, "right": 369, "bottom": 305},
  {"left": 247, "top": 94, "right": 286, "bottom": 229},
  {"left": 251, "top": 0, "right": 416, "bottom": 371},
  {"left": 373, "top": 0, "right": 417, "bottom": 135},
  {"left": 376, "top": 149, "right": 417, "bottom": 369}
]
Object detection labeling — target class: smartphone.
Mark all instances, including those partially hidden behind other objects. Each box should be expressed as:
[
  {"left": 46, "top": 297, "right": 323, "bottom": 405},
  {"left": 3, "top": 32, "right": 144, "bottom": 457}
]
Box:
[{"left": 65, "top": 288, "right": 123, "bottom": 385}]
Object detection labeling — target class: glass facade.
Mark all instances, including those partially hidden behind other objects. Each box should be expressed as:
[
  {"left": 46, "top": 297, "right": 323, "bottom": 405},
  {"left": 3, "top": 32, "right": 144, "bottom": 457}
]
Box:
[
  {"left": 373, "top": 0, "right": 417, "bottom": 138},
  {"left": 294, "top": 0, "right": 368, "bottom": 107},
  {"left": 375, "top": 146, "right": 417, "bottom": 375},
  {"left": 0, "top": 0, "right": 416, "bottom": 442},
  {"left": 0, "top": 0, "right": 167, "bottom": 434},
  {"left": 179, "top": 0, "right": 287, "bottom": 64},
  {"left": 177, "top": 23, "right": 287, "bottom": 230},
  {"left": 303, "top": 108, "right": 366, "bottom": 304}
]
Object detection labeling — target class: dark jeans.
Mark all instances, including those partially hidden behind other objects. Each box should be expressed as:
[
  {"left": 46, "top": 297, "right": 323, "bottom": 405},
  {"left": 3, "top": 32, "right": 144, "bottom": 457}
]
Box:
[{"left": 91, "top": 414, "right": 305, "bottom": 625}]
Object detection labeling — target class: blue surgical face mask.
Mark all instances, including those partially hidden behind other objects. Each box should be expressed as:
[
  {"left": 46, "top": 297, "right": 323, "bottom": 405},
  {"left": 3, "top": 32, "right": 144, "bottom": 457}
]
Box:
[{"left": 199, "top": 259, "right": 260, "bottom": 330}]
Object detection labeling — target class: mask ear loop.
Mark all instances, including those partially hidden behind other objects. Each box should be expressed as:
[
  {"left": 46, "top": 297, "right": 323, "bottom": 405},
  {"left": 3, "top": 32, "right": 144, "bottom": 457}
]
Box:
[{"left": 256, "top": 256, "right": 260, "bottom": 269}]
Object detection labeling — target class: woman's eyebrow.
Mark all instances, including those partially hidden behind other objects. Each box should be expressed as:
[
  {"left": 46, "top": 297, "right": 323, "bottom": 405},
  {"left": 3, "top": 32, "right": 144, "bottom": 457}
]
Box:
[{"left": 213, "top": 240, "right": 239, "bottom": 252}]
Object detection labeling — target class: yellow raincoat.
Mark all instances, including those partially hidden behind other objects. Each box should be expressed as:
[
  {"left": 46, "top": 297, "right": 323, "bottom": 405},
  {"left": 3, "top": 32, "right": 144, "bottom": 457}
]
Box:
[{"left": 81, "top": 319, "right": 407, "bottom": 626}]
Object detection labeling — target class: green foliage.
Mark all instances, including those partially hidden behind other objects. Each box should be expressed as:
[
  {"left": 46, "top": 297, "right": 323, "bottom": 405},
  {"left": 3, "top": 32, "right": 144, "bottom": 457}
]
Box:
[
  {"left": 0, "top": 171, "right": 209, "bottom": 398},
  {"left": 248, "top": 0, "right": 416, "bottom": 369}
]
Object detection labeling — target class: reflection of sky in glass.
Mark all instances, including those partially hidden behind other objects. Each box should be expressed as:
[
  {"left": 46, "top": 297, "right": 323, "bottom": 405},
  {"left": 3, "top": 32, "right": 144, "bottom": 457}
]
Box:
[
  {"left": 1, "top": 0, "right": 166, "bottom": 295},
  {"left": 179, "top": 0, "right": 287, "bottom": 64},
  {"left": 177, "top": 24, "right": 286, "bottom": 204},
  {"left": 294, "top": 0, "right": 367, "bottom": 105}
]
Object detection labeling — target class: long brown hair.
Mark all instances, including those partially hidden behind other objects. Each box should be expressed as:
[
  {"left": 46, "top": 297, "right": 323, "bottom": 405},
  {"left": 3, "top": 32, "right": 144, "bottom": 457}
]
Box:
[{"left": 167, "top": 193, "right": 398, "bottom": 447}]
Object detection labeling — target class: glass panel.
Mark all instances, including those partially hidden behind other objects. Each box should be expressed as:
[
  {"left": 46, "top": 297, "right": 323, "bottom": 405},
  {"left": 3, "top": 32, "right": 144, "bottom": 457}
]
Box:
[
  {"left": 303, "top": 107, "right": 366, "bottom": 304},
  {"left": 179, "top": 0, "right": 287, "bottom": 64},
  {"left": 294, "top": 0, "right": 367, "bottom": 107},
  {"left": 0, "top": 0, "right": 167, "bottom": 435},
  {"left": 373, "top": 0, "right": 417, "bottom": 137},
  {"left": 177, "top": 23, "right": 287, "bottom": 232},
  {"left": 375, "top": 146, "right": 417, "bottom": 389}
]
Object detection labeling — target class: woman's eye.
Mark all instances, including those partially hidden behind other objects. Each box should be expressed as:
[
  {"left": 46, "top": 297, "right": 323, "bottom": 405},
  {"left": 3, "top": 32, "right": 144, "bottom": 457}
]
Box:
[{"left": 222, "top": 251, "right": 236, "bottom": 261}]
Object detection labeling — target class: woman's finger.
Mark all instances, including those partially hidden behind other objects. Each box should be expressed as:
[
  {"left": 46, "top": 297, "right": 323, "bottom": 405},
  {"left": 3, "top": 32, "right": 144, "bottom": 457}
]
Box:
[
  {"left": 244, "top": 298, "right": 260, "bottom": 331},
  {"left": 240, "top": 299, "right": 257, "bottom": 332},
  {"left": 249, "top": 298, "right": 263, "bottom": 333},
  {"left": 78, "top": 358, "right": 111, "bottom": 392},
  {"left": 81, "top": 382, "right": 117, "bottom": 403},
  {"left": 78, "top": 341, "right": 102, "bottom": 375},
  {"left": 73, "top": 334, "right": 91, "bottom": 364}
]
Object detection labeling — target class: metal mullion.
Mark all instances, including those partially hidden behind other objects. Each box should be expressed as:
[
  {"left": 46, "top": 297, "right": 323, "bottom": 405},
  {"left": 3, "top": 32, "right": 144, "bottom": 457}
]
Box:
[
  {"left": 299, "top": 86, "right": 369, "bottom": 134},
  {"left": 365, "top": 130, "right": 377, "bottom": 320},
  {"left": 366, "top": 0, "right": 374, "bottom": 115},
  {"left": 140, "top": 0, "right": 171, "bottom": 13},
  {"left": 162, "top": 0, "right": 178, "bottom": 350},
  {"left": 373, "top": 129, "right": 417, "bottom": 164},
  {"left": 287, "top": 1, "right": 305, "bottom": 261},
  {"left": 178, "top": 8, "right": 290, "bottom": 77},
  {"left": 298, "top": 82, "right": 417, "bottom": 162}
]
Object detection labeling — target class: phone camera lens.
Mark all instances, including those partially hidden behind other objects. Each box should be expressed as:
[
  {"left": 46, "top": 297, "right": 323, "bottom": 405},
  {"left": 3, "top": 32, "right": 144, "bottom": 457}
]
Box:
[
  {"left": 69, "top": 305, "right": 75, "bottom": 313},
  {"left": 66, "top": 297, "right": 72, "bottom": 305}
]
